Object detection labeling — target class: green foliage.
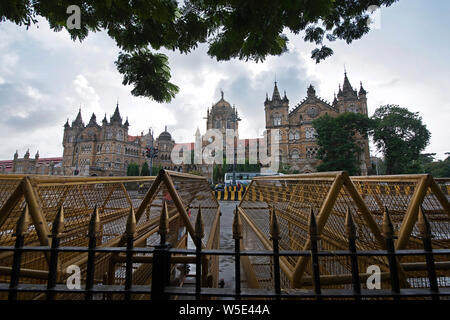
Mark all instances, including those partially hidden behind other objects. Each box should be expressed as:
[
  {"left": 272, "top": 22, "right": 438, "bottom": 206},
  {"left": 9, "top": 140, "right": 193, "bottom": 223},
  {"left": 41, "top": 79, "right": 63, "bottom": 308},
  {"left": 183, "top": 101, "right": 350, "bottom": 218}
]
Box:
[
  {"left": 0, "top": 0, "right": 399, "bottom": 102},
  {"left": 151, "top": 164, "right": 163, "bottom": 176},
  {"left": 278, "top": 162, "right": 293, "bottom": 174},
  {"left": 189, "top": 170, "right": 203, "bottom": 176},
  {"left": 140, "top": 162, "right": 150, "bottom": 176},
  {"left": 126, "top": 162, "right": 140, "bottom": 176},
  {"left": 423, "top": 154, "right": 450, "bottom": 178},
  {"left": 313, "top": 112, "right": 372, "bottom": 176},
  {"left": 116, "top": 50, "right": 179, "bottom": 103},
  {"left": 371, "top": 105, "right": 431, "bottom": 174}
]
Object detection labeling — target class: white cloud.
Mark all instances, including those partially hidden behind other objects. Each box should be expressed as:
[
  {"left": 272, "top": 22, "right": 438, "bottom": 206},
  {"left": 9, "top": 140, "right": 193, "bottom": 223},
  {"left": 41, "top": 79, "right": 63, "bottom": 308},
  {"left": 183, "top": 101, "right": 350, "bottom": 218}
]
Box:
[{"left": 0, "top": 0, "right": 449, "bottom": 163}]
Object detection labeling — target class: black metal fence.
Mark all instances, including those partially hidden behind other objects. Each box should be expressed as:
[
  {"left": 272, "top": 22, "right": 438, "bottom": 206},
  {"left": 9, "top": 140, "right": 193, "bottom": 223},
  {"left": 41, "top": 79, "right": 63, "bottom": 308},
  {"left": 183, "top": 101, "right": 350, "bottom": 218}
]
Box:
[{"left": 1, "top": 203, "right": 449, "bottom": 300}]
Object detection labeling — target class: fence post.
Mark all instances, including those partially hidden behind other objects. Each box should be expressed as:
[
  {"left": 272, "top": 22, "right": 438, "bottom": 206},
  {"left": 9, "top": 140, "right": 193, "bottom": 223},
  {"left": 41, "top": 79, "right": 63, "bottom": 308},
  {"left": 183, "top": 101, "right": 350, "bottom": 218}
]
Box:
[
  {"left": 195, "top": 206, "right": 205, "bottom": 300},
  {"left": 382, "top": 207, "right": 400, "bottom": 300},
  {"left": 85, "top": 206, "right": 100, "bottom": 300},
  {"left": 47, "top": 205, "right": 64, "bottom": 300},
  {"left": 124, "top": 207, "right": 136, "bottom": 301},
  {"left": 9, "top": 205, "right": 30, "bottom": 301},
  {"left": 232, "top": 205, "right": 242, "bottom": 300},
  {"left": 270, "top": 205, "right": 281, "bottom": 300},
  {"left": 309, "top": 207, "right": 321, "bottom": 300},
  {"left": 152, "top": 200, "right": 171, "bottom": 300},
  {"left": 417, "top": 206, "right": 439, "bottom": 300},
  {"left": 345, "top": 207, "right": 361, "bottom": 300}
]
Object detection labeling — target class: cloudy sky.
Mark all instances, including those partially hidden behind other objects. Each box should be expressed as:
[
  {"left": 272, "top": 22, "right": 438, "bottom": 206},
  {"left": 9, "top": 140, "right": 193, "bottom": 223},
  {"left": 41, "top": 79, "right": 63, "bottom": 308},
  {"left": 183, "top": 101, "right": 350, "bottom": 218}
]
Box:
[{"left": 0, "top": 0, "right": 449, "bottom": 161}]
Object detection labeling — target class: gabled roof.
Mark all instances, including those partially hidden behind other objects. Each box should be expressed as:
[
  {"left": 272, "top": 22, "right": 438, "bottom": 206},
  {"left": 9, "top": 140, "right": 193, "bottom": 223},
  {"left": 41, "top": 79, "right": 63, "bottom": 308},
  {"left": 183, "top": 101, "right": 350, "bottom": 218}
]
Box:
[{"left": 289, "top": 87, "right": 337, "bottom": 116}]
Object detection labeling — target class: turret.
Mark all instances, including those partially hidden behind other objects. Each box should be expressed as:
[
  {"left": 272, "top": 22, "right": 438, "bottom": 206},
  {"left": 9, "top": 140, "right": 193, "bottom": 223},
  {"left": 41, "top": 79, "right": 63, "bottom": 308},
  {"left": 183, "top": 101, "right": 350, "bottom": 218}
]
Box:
[
  {"left": 87, "top": 113, "right": 98, "bottom": 127},
  {"left": 272, "top": 82, "right": 282, "bottom": 102},
  {"left": 110, "top": 102, "right": 122, "bottom": 125},
  {"left": 307, "top": 84, "right": 316, "bottom": 98},
  {"left": 359, "top": 81, "right": 367, "bottom": 96},
  {"left": 14, "top": 150, "right": 18, "bottom": 160},
  {"left": 72, "top": 108, "right": 84, "bottom": 127},
  {"left": 102, "top": 113, "right": 108, "bottom": 125},
  {"left": 283, "top": 90, "right": 289, "bottom": 103},
  {"left": 35, "top": 150, "right": 39, "bottom": 160},
  {"left": 24, "top": 149, "right": 30, "bottom": 159}
]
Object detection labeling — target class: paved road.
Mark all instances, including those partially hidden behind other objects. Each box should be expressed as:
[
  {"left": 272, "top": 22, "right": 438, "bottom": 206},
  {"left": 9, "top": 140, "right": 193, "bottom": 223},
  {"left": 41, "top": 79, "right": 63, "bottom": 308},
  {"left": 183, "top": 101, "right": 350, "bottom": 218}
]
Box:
[{"left": 218, "top": 201, "right": 240, "bottom": 290}]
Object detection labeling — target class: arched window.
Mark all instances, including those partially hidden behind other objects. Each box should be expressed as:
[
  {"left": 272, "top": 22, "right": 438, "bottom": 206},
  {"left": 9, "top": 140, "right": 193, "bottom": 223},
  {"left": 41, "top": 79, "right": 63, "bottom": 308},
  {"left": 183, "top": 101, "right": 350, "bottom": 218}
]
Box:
[
  {"left": 295, "top": 131, "right": 300, "bottom": 140},
  {"left": 273, "top": 113, "right": 282, "bottom": 126},
  {"left": 289, "top": 132, "right": 294, "bottom": 141},
  {"left": 305, "top": 127, "right": 317, "bottom": 140},
  {"left": 347, "top": 105, "right": 359, "bottom": 113},
  {"left": 291, "top": 149, "right": 300, "bottom": 159},
  {"left": 117, "top": 130, "right": 124, "bottom": 141}
]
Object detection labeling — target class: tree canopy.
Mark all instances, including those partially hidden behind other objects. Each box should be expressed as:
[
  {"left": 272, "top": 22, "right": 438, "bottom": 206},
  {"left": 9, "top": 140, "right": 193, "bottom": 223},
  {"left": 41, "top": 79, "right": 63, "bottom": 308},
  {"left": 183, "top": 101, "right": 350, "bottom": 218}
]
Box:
[
  {"left": 313, "top": 112, "right": 372, "bottom": 176},
  {"left": 140, "top": 162, "right": 150, "bottom": 176},
  {"left": 371, "top": 105, "right": 431, "bottom": 175},
  {"left": 1, "top": 0, "right": 398, "bottom": 102},
  {"left": 126, "top": 162, "right": 140, "bottom": 176}
]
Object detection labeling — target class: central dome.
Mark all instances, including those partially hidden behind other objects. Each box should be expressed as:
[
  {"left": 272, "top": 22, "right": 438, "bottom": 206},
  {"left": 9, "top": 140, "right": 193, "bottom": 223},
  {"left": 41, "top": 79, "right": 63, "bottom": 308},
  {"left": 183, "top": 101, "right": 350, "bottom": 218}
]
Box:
[
  {"left": 212, "top": 90, "right": 233, "bottom": 112},
  {"left": 158, "top": 126, "right": 172, "bottom": 140}
]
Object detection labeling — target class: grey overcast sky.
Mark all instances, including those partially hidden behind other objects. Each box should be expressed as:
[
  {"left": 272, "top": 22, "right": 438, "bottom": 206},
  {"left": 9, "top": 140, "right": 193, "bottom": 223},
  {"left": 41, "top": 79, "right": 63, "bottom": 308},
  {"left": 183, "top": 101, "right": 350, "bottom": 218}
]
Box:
[{"left": 0, "top": 0, "right": 449, "bottom": 160}]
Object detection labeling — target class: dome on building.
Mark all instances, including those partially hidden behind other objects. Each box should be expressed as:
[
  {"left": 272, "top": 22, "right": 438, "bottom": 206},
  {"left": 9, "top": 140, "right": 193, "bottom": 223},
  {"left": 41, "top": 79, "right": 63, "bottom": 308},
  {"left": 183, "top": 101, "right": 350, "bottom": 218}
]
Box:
[
  {"left": 158, "top": 126, "right": 172, "bottom": 140},
  {"left": 212, "top": 90, "right": 232, "bottom": 110}
]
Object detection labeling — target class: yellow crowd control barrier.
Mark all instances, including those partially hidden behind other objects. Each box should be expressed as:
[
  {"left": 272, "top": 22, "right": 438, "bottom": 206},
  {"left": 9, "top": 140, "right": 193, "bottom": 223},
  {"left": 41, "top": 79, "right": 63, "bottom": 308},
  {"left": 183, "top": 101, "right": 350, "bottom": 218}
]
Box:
[
  {"left": 237, "top": 172, "right": 450, "bottom": 290},
  {"left": 0, "top": 170, "right": 220, "bottom": 300}
]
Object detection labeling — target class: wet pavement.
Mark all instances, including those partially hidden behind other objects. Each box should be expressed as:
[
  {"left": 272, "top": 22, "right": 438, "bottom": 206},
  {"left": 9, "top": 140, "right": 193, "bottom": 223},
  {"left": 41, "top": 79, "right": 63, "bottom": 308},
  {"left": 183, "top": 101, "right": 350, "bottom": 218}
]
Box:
[
  {"left": 218, "top": 201, "right": 240, "bottom": 291},
  {"left": 184, "top": 201, "right": 242, "bottom": 297}
]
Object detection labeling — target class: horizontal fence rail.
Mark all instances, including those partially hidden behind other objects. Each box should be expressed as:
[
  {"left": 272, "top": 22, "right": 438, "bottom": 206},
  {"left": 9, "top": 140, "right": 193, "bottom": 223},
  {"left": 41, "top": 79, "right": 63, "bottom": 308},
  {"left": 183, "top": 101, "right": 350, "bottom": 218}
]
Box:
[
  {"left": 0, "top": 171, "right": 449, "bottom": 300},
  {"left": 1, "top": 203, "right": 449, "bottom": 300}
]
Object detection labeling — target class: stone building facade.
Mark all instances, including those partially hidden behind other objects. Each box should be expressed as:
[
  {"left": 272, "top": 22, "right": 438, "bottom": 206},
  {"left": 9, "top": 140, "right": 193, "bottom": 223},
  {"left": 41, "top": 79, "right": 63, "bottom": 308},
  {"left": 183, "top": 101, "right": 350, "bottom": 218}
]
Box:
[
  {"left": 62, "top": 104, "right": 184, "bottom": 176},
  {"left": 0, "top": 150, "right": 63, "bottom": 175},
  {"left": 62, "top": 104, "right": 151, "bottom": 176},
  {"left": 264, "top": 72, "right": 371, "bottom": 174}
]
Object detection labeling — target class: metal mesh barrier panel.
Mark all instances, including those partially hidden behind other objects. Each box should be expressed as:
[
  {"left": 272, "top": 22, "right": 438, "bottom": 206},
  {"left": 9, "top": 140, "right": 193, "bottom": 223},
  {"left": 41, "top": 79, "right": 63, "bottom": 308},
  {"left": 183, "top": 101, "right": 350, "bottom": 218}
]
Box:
[
  {"left": 238, "top": 172, "right": 450, "bottom": 291},
  {"left": 0, "top": 170, "right": 220, "bottom": 300}
]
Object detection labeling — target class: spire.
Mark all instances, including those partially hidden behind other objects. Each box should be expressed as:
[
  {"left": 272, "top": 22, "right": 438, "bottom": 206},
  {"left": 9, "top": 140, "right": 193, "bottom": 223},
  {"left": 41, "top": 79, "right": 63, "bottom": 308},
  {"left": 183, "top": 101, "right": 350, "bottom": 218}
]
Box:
[
  {"left": 333, "top": 92, "right": 338, "bottom": 105},
  {"left": 64, "top": 118, "right": 70, "bottom": 128},
  {"left": 337, "top": 83, "right": 343, "bottom": 98},
  {"left": 102, "top": 113, "right": 108, "bottom": 124},
  {"left": 221, "top": 89, "right": 224, "bottom": 100},
  {"left": 359, "top": 81, "right": 367, "bottom": 95},
  {"left": 72, "top": 107, "right": 84, "bottom": 127},
  {"left": 87, "top": 113, "right": 98, "bottom": 126},
  {"left": 124, "top": 116, "right": 129, "bottom": 127},
  {"left": 110, "top": 102, "right": 122, "bottom": 124},
  {"left": 35, "top": 150, "right": 39, "bottom": 159},
  {"left": 272, "top": 81, "right": 281, "bottom": 101},
  {"left": 24, "top": 149, "right": 30, "bottom": 159},
  {"left": 283, "top": 90, "right": 289, "bottom": 102},
  {"left": 307, "top": 84, "right": 316, "bottom": 97},
  {"left": 14, "top": 150, "right": 18, "bottom": 160},
  {"left": 343, "top": 72, "right": 353, "bottom": 91}
]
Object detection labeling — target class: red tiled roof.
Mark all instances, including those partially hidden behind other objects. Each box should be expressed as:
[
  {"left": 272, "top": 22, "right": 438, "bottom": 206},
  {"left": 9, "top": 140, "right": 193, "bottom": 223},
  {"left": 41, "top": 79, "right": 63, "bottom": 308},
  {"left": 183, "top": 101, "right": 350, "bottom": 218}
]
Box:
[
  {"left": 128, "top": 135, "right": 141, "bottom": 142},
  {"left": 174, "top": 142, "right": 195, "bottom": 151}
]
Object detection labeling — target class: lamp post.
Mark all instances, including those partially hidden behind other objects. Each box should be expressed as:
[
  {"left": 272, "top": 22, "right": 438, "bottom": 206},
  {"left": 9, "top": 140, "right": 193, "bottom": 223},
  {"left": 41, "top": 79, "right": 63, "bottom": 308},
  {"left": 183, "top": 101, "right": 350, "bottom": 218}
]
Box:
[
  {"left": 230, "top": 110, "right": 241, "bottom": 185},
  {"left": 146, "top": 129, "right": 158, "bottom": 175}
]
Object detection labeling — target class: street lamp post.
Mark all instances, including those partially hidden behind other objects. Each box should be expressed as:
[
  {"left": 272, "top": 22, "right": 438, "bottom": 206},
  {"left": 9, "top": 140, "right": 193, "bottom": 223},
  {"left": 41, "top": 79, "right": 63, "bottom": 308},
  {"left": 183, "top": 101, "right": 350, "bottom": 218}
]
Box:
[
  {"left": 146, "top": 129, "right": 158, "bottom": 175},
  {"left": 230, "top": 111, "right": 241, "bottom": 186}
]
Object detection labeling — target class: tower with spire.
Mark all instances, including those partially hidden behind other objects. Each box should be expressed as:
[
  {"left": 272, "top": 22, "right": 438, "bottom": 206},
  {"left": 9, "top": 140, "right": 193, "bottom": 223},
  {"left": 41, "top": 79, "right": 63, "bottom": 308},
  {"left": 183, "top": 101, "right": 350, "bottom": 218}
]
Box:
[
  {"left": 62, "top": 102, "right": 147, "bottom": 176},
  {"left": 262, "top": 70, "right": 371, "bottom": 175}
]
